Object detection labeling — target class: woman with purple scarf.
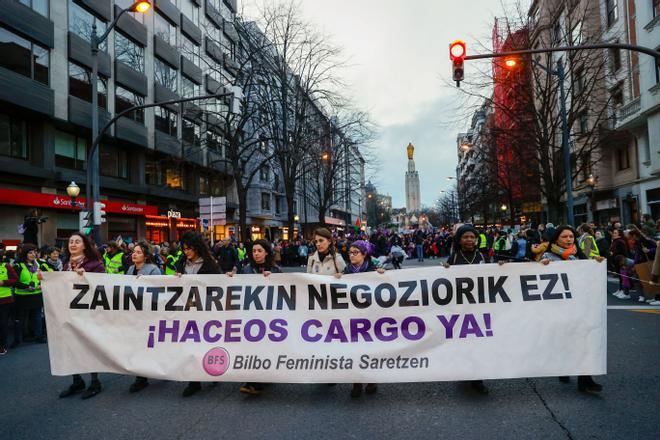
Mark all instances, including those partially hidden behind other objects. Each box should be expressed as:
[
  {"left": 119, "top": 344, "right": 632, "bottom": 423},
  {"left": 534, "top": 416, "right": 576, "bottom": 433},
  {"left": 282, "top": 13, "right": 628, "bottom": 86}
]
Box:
[{"left": 338, "top": 240, "right": 385, "bottom": 397}]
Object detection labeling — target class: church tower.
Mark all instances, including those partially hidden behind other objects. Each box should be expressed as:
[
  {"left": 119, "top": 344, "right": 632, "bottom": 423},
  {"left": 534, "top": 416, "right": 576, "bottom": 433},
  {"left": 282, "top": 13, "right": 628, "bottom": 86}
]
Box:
[{"left": 405, "top": 143, "right": 421, "bottom": 212}]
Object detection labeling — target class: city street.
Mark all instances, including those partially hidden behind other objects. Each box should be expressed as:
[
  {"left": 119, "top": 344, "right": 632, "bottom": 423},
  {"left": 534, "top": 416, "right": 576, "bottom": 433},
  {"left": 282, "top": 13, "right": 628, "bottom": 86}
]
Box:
[{"left": 1, "top": 260, "right": 658, "bottom": 440}]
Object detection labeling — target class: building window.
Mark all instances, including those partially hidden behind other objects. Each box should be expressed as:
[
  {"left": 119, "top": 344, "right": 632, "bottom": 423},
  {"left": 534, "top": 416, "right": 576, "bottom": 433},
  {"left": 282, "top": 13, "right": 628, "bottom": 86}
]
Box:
[
  {"left": 54, "top": 130, "right": 87, "bottom": 170},
  {"left": 609, "top": 42, "right": 621, "bottom": 72},
  {"left": 155, "top": 106, "right": 178, "bottom": 136},
  {"left": 570, "top": 20, "right": 582, "bottom": 46},
  {"left": 261, "top": 193, "right": 271, "bottom": 211},
  {"left": 115, "top": 0, "right": 144, "bottom": 23},
  {"left": 181, "top": 0, "right": 199, "bottom": 25},
  {"left": 606, "top": 0, "right": 618, "bottom": 27},
  {"left": 166, "top": 165, "right": 186, "bottom": 190},
  {"left": 115, "top": 86, "right": 145, "bottom": 123},
  {"left": 19, "top": 0, "right": 48, "bottom": 17},
  {"left": 616, "top": 146, "right": 630, "bottom": 170},
  {"left": 573, "top": 68, "right": 584, "bottom": 95},
  {"left": 260, "top": 165, "right": 269, "bottom": 181},
  {"left": 154, "top": 58, "right": 177, "bottom": 93},
  {"left": 69, "top": 0, "right": 107, "bottom": 50},
  {"left": 115, "top": 32, "right": 145, "bottom": 74},
  {"left": 145, "top": 159, "right": 163, "bottom": 185},
  {"left": 100, "top": 145, "right": 128, "bottom": 178},
  {"left": 0, "top": 26, "right": 49, "bottom": 85},
  {"left": 182, "top": 76, "right": 200, "bottom": 98},
  {"left": 206, "top": 130, "right": 223, "bottom": 154},
  {"left": 275, "top": 196, "right": 281, "bottom": 214},
  {"left": 552, "top": 19, "right": 562, "bottom": 45},
  {"left": 611, "top": 84, "right": 624, "bottom": 107},
  {"left": 69, "top": 62, "right": 107, "bottom": 108},
  {"left": 0, "top": 114, "right": 28, "bottom": 159},
  {"left": 154, "top": 12, "right": 177, "bottom": 47},
  {"left": 182, "top": 118, "right": 201, "bottom": 146},
  {"left": 654, "top": 0, "right": 660, "bottom": 18},
  {"left": 182, "top": 35, "right": 201, "bottom": 67},
  {"left": 199, "top": 175, "right": 209, "bottom": 195},
  {"left": 223, "top": 36, "right": 236, "bottom": 59},
  {"left": 578, "top": 111, "right": 589, "bottom": 134}
]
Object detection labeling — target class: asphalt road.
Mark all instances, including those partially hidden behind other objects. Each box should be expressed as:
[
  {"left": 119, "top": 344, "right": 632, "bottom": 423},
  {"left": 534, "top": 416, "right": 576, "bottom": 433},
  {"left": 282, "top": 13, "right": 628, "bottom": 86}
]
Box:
[{"left": 1, "top": 259, "right": 658, "bottom": 440}]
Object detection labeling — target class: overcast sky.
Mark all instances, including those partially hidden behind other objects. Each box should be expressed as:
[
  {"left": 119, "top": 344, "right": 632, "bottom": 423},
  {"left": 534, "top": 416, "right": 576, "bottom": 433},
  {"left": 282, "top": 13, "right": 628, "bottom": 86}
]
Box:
[{"left": 245, "top": 0, "right": 510, "bottom": 208}]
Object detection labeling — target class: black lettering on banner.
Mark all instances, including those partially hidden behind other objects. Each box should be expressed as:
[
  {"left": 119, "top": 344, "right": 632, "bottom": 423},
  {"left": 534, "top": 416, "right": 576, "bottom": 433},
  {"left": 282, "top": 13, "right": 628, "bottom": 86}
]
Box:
[
  {"left": 90, "top": 286, "right": 110, "bottom": 310},
  {"left": 277, "top": 285, "right": 296, "bottom": 310},
  {"left": 147, "top": 287, "right": 165, "bottom": 311},
  {"left": 70, "top": 284, "right": 90, "bottom": 309},
  {"left": 399, "top": 280, "right": 419, "bottom": 307},
  {"left": 432, "top": 278, "right": 453, "bottom": 305},
  {"left": 420, "top": 279, "right": 429, "bottom": 306},
  {"left": 123, "top": 286, "right": 144, "bottom": 310},
  {"left": 184, "top": 286, "right": 203, "bottom": 311},
  {"left": 350, "top": 285, "right": 372, "bottom": 308},
  {"left": 477, "top": 276, "right": 485, "bottom": 303},
  {"left": 374, "top": 283, "right": 397, "bottom": 308},
  {"left": 206, "top": 286, "right": 224, "bottom": 311},
  {"left": 488, "top": 276, "right": 511, "bottom": 302},
  {"left": 165, "top": 286, "right": 183, "bottom": 311},
  {"left": 225, "top": 286, "right": 241, "bottom": 310},
  {"left": 540, "top": 274, "right": 563, "bottom": 300},
  {"left": 308, "top": 284, "right": 328, "bottom": 310},
  {"left": 243, "top": 285, "right": 264, "bottom": 310},
  {"left": 456, "top": 277, "right": 476, "bottom": 304},
  {"left": 330, "top": 283, "right": 349, "bottom": 309},
  {"left": 520, "top": 275, "right": 541, "bottom": 301},
  {"left": 112, "top": 285, "right": 120, "bottom": 310}
]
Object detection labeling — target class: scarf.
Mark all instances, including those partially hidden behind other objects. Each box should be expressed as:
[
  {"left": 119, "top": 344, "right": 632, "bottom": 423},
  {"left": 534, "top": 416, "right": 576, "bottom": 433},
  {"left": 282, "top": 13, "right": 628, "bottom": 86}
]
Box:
[
  {"left": 345, "top": 260, "right": 369, "bottom": 274},
  {"left": 550, "top": 244, "right": 578, "bottom": 260},
  {"left": 24, "top": 260, "right": 38, "bottom": 273},
  {"left": 68, "top": 255, "right": 85, "bottom": 270}
]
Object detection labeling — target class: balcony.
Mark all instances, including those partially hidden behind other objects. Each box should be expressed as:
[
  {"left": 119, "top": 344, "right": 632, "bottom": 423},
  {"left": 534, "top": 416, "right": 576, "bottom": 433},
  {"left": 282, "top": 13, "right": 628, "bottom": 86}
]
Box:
[{"left": 616, "top": 97, "right": 642, "bottom": 129}]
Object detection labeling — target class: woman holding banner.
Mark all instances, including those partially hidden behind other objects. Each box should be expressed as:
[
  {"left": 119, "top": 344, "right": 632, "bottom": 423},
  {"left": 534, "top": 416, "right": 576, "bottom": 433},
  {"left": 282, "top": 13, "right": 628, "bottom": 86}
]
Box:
[
  {"left": 58, "top": 232, "right": 106, "bottom": 399},
  {"left": 175, "top": 231, "right": 222, "bottom": 397},
  {"left": 125, "top": 241, "right": 161, "bottom": 393},
  {"left": 541, "top": 225, "right": 605, "bottom": 393},
  {"left": 443, "top": 224, "right": 490, "bottom": 395},
  {"left": 338, "top": 240, "right": 385, "bottom": 398},
  {"left": 231, "top": 238, "right": 282, "bottom": 396},
  {"left": 307, "top": 228, "right": 346, "bottom": 277}
]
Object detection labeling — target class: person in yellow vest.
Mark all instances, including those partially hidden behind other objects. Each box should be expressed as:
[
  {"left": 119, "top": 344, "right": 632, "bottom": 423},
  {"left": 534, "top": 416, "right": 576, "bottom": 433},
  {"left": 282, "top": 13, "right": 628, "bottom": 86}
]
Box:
[
  {"left": 0, "top": 249, "right": 19, "bottom": 355},
  {"left": 164, "top": 245, "right": 182, "bottom": 275},
  {"left": 577, "top": 224, "right": 600, "bottom": 259},
  {"left": 478, "top": 229, "right": 490, "bottom": 262},
  {"left": 103, "top": 241, "right": 126, "bottom": 274},
  {"left": 11, "top": 244, "right": 52, "bottom": 348}
]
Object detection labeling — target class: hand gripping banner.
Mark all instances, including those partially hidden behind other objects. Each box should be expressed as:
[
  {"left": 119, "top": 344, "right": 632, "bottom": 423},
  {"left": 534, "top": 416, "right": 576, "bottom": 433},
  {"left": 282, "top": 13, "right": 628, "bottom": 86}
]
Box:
[{"left": 42, "top": 261, "right": 606, "bottom": 383}]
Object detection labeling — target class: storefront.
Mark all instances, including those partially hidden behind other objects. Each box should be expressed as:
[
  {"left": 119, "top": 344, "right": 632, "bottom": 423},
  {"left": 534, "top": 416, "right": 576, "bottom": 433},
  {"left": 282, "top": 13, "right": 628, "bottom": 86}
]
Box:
[
  {"left": 145, "top": 211, "right": 198, "bottom": 244},
  {"left": 0, "top": 188, "right": 158, "bottom": 246}
]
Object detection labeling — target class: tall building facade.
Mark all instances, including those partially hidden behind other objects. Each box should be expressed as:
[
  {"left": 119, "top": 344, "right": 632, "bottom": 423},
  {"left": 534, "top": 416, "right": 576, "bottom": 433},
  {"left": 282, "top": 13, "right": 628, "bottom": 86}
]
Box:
[
  {"left": 405, "top": 143, "right": 421, "bottom": 212},
  {"left": 0, "top": 0, "right": 239, "bottom": 246}
]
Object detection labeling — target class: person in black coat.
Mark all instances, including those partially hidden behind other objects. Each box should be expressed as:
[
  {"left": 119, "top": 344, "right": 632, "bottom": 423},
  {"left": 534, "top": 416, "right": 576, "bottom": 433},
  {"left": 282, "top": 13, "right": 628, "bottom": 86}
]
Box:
[
  {"left": 175, "top": 232, "right": 221, "bottom": 397},
  {"left": 229, "top": 239, "right": 281, "bottom": 396}
]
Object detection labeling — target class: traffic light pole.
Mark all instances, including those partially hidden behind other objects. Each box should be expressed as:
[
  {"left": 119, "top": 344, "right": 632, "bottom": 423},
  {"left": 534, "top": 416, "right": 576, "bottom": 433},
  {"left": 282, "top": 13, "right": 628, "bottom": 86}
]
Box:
[
  {"left": 457, "top": 42, "right": 659, "bottom": 226},
  {"left": 85, "top": 92, "right": 234, "bottom": 244}
]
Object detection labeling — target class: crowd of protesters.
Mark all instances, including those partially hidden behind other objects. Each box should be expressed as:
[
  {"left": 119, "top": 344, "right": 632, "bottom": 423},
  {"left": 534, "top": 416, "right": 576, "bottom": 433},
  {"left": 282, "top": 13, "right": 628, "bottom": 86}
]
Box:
[{"left": 1, "top": 211, "right": 658, "bottom": 399}]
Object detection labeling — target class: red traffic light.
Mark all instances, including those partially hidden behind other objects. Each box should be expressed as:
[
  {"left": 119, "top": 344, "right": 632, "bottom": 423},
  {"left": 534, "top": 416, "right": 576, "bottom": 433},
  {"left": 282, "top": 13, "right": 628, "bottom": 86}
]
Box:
[{"left": 449, "top": 40, "right": 466, "bottom": 60}]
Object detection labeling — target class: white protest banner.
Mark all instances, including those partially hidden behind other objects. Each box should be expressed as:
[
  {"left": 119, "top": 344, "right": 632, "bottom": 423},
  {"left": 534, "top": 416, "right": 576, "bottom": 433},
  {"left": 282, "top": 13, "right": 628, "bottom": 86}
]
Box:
[{"left": 42, "top": 261, "right": 606, "bottom": 383}]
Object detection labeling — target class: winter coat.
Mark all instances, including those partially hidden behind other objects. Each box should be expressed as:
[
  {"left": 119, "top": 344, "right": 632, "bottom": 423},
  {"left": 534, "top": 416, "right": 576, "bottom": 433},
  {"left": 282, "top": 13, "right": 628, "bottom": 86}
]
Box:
[
  {"left": 306, "top": 251, "right": 346, "bottom": 275},
  {"left": 126, "top": 264, "right": 162, "bottom": 275}
]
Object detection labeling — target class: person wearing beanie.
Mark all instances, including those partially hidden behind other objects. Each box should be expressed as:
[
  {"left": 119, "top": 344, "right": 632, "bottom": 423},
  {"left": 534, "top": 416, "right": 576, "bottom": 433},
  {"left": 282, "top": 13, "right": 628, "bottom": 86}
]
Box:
[
  {"left": 337, "top": 240, "right": 385, "bottom": 397},
  {"left": 443, "top": 224, "right": 492, "bottom": 395}
]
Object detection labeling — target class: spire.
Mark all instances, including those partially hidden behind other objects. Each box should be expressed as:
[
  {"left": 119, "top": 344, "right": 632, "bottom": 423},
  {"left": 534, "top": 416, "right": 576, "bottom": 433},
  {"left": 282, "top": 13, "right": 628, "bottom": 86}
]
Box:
[{"left": 407, "top": 143, "right": 415, "bottom": 160}]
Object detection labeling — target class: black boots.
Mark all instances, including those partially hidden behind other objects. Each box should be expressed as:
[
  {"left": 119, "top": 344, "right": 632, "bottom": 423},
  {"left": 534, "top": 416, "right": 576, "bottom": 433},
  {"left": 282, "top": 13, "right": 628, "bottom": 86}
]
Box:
[
  {"left": 577, "top": 375, "right": 603, "bottom": 393},
  {"left": 59, "top": 378, "right": 86, "bottom": 398},
  {"left": 129, "top": 376, "right": 149, "bottom": 393},
  {"left": 182, "top": 381, "right": 202, "bottom": 397},
  {"left": 81, "top": 380, "right": 102, "bottom": 399}
]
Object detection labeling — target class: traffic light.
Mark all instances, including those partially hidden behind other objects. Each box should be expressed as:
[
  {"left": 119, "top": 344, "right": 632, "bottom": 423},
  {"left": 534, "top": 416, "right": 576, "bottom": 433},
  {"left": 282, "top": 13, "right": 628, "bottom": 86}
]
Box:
[
  {"left": 79, "top": 211, "right": 93, "bottom": 234},
  {"left": 449, "top": 40, "right": 466, "bottom": 86},
  {"left": 93, "top": 202, "right": 106, "bottom": 225}
]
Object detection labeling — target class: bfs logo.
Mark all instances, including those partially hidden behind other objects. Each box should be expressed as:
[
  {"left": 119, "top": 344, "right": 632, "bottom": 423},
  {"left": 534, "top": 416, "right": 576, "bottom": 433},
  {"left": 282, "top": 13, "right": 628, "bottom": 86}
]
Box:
[{"left": 203, "top": 347, "right": 230, "bottom": 376}]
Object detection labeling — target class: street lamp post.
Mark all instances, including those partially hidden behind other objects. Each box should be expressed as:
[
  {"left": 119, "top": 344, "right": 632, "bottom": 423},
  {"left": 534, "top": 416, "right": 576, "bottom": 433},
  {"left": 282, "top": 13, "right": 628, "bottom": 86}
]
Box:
[
  {"left": 87, "top": 1, "right": 151, "bottom": 241},
  {"left": 66, "top": 181, "right": 82, "bottom": 210}
]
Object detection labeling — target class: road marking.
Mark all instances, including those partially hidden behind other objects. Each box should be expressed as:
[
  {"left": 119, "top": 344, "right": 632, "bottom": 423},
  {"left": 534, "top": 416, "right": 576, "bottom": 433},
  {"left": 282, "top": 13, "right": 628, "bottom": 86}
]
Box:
[{"left": 607, "top": 305, "right": 660, "bottom": 311}]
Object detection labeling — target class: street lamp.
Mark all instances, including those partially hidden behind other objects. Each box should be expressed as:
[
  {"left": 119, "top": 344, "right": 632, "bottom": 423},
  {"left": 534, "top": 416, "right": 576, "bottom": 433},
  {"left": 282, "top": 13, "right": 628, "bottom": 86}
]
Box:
[
  {"left": 500, "top": 204, "right": 508, "bottom": 211},
  {"left": 460, "top": 142, "right": 471, "bottom": 152},
  {"left": 87, "top": 1, "right": 151, "bottom": 239},
  {"left": 66, "top": 181, "right": 82, "bottom": 209},
  {"left": 586, "top": 174, "right": 597, "bottom": 222}
]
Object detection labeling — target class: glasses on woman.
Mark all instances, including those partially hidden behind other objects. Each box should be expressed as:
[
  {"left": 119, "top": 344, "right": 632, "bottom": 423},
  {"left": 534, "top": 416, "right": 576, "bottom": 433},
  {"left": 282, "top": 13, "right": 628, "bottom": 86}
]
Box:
[{"left": 349, "top": 250, "right": 361, "bottom": 256}]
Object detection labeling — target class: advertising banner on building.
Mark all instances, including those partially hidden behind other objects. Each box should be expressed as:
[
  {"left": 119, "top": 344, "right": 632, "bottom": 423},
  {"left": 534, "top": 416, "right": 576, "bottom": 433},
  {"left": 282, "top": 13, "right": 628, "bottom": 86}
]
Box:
[{"left": 42, "top": 262, "right": 606, "bottom": 382}]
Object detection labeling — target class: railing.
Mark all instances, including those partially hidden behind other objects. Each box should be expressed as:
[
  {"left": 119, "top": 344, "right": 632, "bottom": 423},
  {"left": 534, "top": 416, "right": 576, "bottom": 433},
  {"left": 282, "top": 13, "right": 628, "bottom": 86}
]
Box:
[{"left": 616, "top": 97, "right": 641, "bottom": 125}]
